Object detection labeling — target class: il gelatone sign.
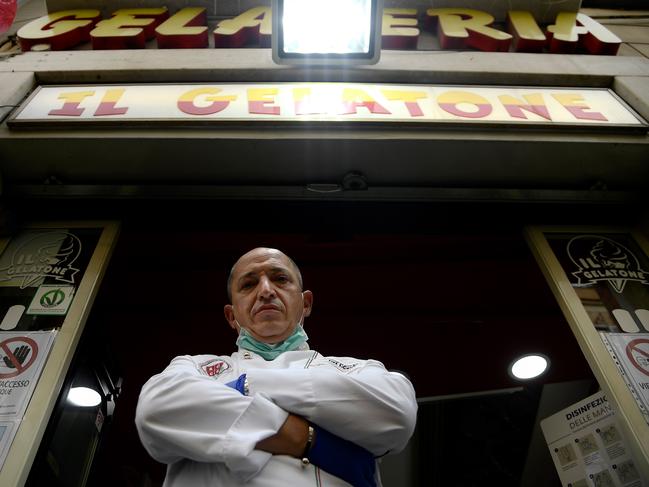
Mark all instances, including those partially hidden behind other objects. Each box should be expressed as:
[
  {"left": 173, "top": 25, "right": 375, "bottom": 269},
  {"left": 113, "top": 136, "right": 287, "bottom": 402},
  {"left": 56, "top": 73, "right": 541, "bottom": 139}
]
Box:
[
  {"left": 9, "top": 84, "right": 645, "bottom": 131},
  {"left": 17, "top": 5, "right": 621, "bottom": 54}
]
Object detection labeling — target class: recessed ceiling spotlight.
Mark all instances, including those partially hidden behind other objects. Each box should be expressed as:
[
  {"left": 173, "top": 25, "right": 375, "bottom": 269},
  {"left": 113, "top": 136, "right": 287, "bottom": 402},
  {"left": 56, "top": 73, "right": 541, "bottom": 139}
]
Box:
[{"left": 509, "top": 354, "right": 549, "bottom": 380}]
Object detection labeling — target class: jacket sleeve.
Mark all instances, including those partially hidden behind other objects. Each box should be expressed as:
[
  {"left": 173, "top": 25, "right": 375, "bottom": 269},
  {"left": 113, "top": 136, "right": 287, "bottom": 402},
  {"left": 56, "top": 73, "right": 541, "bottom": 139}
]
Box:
[
  {"left": 246, "top": 359, "right": 417, "bottom": 456},
  {"left": 135, "top": 355, "right": 289, "bottom": 481}
]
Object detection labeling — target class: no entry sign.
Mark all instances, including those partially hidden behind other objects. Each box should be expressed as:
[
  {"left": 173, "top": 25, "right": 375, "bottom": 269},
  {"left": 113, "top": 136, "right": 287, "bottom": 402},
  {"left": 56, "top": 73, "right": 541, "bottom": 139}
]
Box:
[
  {"left": 603, "top": 333, "right": 649, "bottom": 425},
  {"left": 626, "top": 338, "right": 649, "bottom": 377},
  {"left": 0, "top": 331, "right": 55, "bottom": 418},
  {"left": 0, "top": 337, "right": 38, "bottom": 379}
]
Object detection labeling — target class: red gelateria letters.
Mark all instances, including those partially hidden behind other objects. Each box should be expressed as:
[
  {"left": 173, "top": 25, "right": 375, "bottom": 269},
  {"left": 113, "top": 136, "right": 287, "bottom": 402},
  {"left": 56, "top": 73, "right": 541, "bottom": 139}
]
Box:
[{"left": 0, "top": 0, "right": 17, "bottom": 34}]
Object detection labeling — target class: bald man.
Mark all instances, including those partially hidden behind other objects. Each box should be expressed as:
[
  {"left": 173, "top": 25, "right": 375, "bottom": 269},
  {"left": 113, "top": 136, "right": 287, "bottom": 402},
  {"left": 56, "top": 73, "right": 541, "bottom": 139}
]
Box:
[{"left": 136, "top": 248, "right": 417, "bottom": 487}]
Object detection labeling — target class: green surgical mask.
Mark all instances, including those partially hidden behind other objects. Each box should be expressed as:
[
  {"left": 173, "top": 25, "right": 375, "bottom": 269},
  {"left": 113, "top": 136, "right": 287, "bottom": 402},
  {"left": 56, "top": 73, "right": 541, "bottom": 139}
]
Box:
[{"left": 236, "top": 322, "right": 309, "bottom": 360}]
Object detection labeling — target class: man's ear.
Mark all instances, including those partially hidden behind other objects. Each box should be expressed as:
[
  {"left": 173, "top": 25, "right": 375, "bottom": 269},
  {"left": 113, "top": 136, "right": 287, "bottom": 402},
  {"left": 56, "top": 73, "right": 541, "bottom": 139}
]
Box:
[
  {"left": 224, "top": 304, "right": 237, "bottom": 331},
  {"left": 302, "top": 290, "right": 314, "bottom": 317}
]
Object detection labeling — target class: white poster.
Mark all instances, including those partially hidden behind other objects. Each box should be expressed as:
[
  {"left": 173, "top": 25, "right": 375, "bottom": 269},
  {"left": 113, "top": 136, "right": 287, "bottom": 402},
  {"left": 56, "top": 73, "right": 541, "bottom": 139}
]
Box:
[
  {"left": 601, "top": 333, "right": 649, "bottom": 424},
  {"left": 0, "top": 420, "right": 19, "bottom": 470},
  {"left": 0, "top": 331, "right": 56, "bottom": 418},
  {"left": 541, "top": 391, "right": 644, "bottom": 487}
]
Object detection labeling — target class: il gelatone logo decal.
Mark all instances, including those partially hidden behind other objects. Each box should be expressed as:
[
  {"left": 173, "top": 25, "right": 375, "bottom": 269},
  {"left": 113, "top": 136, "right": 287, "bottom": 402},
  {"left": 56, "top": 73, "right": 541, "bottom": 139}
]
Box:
[
  {"left": 0, "top": 232, "right": 82, "bottom": 289},
  {"left": 567, "top": 235, "right": 649, "bottom": 293}
]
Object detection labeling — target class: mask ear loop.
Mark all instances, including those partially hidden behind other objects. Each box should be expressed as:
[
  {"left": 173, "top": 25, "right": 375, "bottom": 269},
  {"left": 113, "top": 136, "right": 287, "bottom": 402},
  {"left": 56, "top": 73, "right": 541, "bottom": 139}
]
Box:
[{"left": 298, "top": 292, "right": 306, "bottom": 328}]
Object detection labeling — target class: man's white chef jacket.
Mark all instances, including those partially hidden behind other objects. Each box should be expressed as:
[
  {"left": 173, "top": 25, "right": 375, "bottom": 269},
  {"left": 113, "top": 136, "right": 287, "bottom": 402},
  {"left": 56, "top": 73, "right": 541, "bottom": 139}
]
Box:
[{"left": 135, "top": 345, "right": 417, "bottom": 487}]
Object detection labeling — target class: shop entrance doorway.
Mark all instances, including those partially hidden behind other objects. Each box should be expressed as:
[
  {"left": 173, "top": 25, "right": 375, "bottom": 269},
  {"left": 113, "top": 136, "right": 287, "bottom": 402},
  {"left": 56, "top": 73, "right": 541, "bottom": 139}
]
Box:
[{"left": 22, "top": 200, "right": 598, "bottom": 486}]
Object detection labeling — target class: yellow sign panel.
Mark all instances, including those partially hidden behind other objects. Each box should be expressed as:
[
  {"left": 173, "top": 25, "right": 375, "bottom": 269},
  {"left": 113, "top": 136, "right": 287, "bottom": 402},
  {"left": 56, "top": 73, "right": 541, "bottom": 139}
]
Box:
[{"left": 10, "top": 83, "right": 646, "bottom": 130}]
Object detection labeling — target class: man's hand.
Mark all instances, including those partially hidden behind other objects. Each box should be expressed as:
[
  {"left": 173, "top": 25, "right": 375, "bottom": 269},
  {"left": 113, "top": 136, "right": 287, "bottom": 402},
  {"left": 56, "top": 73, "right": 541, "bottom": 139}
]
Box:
[
  {"left": 256, "top": 413, "right": 310, "bottom": 458},
  {"left": 309, "top": 425, "right": 377, "bottom": 487},
  {"left": 255, "top": 414, "right": 377, "bottom": 487},
  {"left": 226, "top": 376, "right": 309, "bottom": 457},
  {"left": 229, "top": 373, "right": 377, "bottom": 486}
]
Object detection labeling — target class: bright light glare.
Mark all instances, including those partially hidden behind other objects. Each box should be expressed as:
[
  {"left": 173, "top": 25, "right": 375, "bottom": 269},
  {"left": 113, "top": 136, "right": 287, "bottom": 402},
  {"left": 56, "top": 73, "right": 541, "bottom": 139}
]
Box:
[
  {"left": 510, "top": 354, "right": 549, "bottom": 380},
  {"left": 282, "top": 0, "right": 373, "bottom": 54},
  {"left": 67, "top": 386, "right": 102, "bottom": 407}
]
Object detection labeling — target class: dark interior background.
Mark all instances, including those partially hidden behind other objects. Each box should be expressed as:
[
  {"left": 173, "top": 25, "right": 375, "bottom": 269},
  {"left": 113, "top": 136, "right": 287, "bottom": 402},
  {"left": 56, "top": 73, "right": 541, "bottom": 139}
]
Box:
[{"left": 11, "top": 198, "right": 613, "bottom": 486}]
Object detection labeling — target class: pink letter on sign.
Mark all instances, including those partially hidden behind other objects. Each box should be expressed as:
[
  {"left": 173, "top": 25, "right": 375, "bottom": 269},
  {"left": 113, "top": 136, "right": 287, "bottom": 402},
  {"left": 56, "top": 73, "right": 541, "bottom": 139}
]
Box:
[
  {"left": 552, "top": 93, "right": 607, "bottom": 121},
  {"left": 438, "top": 91, "right": 492, "bottom": 118}
]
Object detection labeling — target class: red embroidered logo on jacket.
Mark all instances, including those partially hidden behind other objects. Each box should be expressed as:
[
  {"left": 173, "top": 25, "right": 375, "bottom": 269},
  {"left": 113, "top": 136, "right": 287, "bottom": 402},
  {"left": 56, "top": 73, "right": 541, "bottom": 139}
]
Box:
[
  {"left": 200, "top": 360, "right": 230, "bottom": 377},
  {"left": 206, "top": 363, "right": 223, "bottom": 376}
]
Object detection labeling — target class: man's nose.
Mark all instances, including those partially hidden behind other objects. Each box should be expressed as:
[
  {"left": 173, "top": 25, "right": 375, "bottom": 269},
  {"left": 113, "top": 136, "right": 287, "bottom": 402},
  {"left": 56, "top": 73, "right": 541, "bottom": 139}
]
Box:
[{"left": 257, "top": 276, "right": 276, "bottom": 299}]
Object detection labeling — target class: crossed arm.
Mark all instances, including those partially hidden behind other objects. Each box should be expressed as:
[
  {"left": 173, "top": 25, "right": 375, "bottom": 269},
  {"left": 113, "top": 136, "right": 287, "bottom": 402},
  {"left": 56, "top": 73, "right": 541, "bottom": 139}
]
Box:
[
  {"left": 255, "top": 413, "right": 310, "bottom": 458},
  {"left": 135, "top": 355, "right": 417, "bottom": 481},
  {"left": 246, "top": 362, "right": 417, "bottom": 455}
]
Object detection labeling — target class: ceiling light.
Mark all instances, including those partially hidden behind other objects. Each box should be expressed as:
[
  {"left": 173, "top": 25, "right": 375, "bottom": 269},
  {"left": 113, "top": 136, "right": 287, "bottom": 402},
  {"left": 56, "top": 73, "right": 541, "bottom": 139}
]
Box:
[
  {"left": 272, "top": 0, "right": 383, "bottom": 65},
  {"left": 67, "top": 386, "right": 102, "bottom": 407},
  {"left": 509, "top": 354, "right": 549, "bottom": 380}
]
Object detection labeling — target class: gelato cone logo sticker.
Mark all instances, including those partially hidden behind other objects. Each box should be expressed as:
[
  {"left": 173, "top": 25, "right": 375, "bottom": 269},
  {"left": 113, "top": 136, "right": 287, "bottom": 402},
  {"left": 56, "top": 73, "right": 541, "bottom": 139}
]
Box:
[
  {"left": 0, "top": 232, "right": 82, "bottom": 289},
  {"left": 567, "top": 235, "right": 649, "bottom": 293}
]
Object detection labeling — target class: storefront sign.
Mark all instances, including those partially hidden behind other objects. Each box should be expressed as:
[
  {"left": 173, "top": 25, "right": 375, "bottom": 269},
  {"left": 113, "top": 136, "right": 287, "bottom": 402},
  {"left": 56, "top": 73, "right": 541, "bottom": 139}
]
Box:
[
  {"left": 9, "top": 84, "right": 646, "bottom": 130},
  {"left": 17, "top": 5, "right": 621, "bottom": 54}
]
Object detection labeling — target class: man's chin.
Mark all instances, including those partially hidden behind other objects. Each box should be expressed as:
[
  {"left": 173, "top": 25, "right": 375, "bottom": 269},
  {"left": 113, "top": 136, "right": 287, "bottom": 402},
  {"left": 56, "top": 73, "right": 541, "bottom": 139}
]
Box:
[{"left": 249, "top": 324, "right": 291, "bottom": 344}]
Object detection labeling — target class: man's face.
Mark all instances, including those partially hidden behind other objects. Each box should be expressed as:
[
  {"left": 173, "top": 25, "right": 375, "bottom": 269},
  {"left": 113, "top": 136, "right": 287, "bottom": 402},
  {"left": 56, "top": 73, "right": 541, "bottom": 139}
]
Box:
[{"left": 224, "top": 248, "right": 313, "bottom": 344}]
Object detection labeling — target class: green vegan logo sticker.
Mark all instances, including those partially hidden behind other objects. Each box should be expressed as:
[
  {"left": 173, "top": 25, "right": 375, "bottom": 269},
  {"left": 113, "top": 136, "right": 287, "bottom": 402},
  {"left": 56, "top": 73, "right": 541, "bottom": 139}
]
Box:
[
  {"left": 27, "top": 284, "right": 75, "bottom": 316},
  {"left": 40, "top": 288, "right": 66, "bottom": 308}
]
